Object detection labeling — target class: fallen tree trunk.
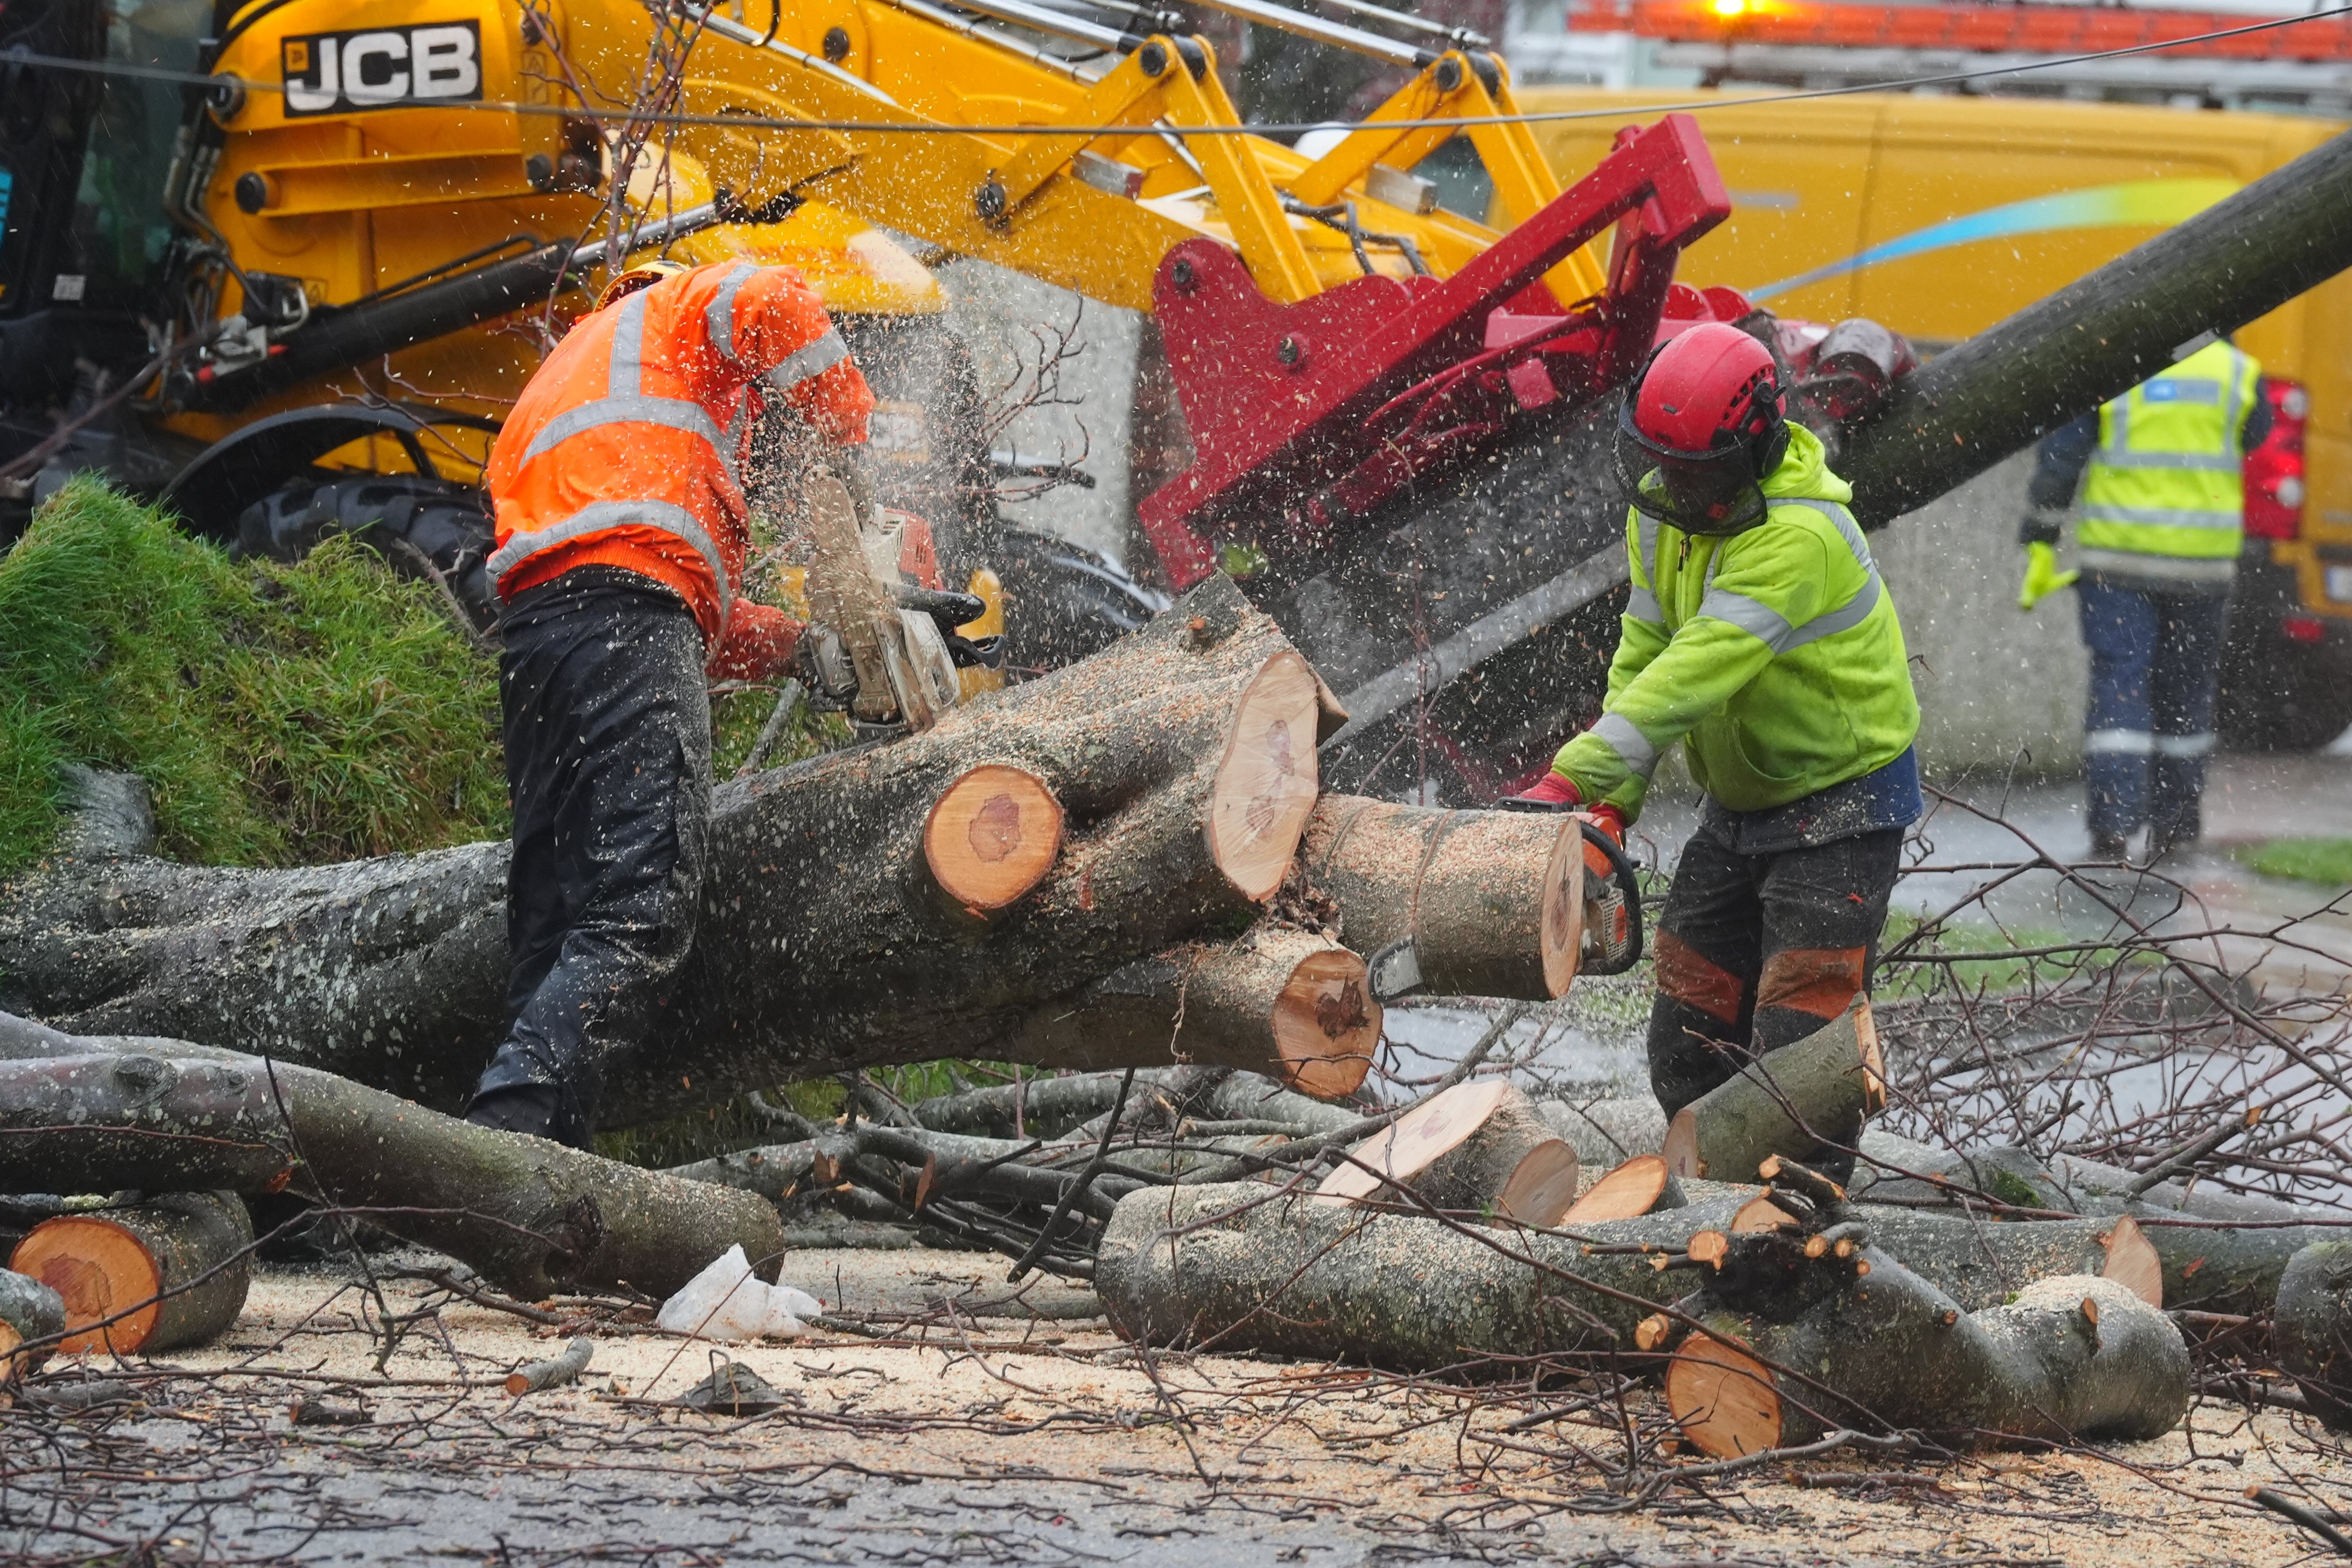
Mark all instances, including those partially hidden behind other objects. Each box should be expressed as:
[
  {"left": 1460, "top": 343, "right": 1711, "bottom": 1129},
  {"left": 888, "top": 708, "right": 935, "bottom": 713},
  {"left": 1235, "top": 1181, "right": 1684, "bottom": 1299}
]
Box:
[
  {"left": 0, "top": 1054, "right": 292, "bottom": 1194},
  {"left": 1098, "top": 1180, "right": 1754, "bottom": 1368},
  {"left": 909, "top": 1066, "right": 1361, "bottom": 1141},
  {"left": 0, "top": 579, "right": 1346, "bottom": 1123},
  {"left": 1301, "top": 798, "right": 1581, "bottom": 1000},
  {"left": 10, "top": 1191, "right": 253, "bottom": 1355},
  {"left": 0, "top": 1023, "right": 786, "bottom": 1300},
  {"left": 1668, "top": 1263, "right": 2189, "bottom": 1456}
]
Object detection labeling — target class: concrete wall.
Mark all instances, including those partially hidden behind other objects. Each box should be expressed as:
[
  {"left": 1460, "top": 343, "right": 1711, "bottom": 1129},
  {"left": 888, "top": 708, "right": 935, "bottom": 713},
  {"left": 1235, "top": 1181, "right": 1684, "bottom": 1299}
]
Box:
[
  {"left": 1872, "top": 448, "right": 2090, "bottom": 777},
  {"left": 934, "top": 259, "right": 1143, "bottom": 567}
]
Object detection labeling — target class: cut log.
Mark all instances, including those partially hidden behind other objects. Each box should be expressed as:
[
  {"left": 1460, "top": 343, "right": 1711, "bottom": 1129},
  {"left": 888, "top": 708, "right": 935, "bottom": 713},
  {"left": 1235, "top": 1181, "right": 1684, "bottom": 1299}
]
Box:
[
  {"left": 1098, "top": 1180, "right": 1757, "bottom": 1367},
  {"left": 1005, "top": 931, "right": 1379, "bottom": 1098},
  {"left": 909, "top": 1067, "right": 1359, "bottom": 1142},
  {"left": 669, "top": 1123, "right": 1149, "bottom": 1221},
  {"left": 0, "top": 577, "right": 1342, "bottom": 1123},
  {"left": 1, "top": 1267, "right": 66, "bottom": 1379},
  {"left": 0, "top": 1053, "right": 292, "bottom": 1195},
  {"left": 923, "top": 765, "right": 1063, "bottom": 914},
  {"left": 1562, "top": 1155, "right": 1686, "bottom": 1224},
  {"left": 506, "top": 1337, "right": 594, "bottom": 1397},
  {"left": 1668, "top": 1263, "right": 2189, "bottom": 1456},
  {"left": 2272, "top": 1241, "right": 2352, "bottom": 1432},
  {"left": 1314, "top": 1081, "right": 1581, "bottom": 1228},
  {"left": 10, "top": 1191, "right": 253, "bottom": 1355},
  {"left": 1662, "top": 1004, "right": 1879, "bottom": 1183},
  {"left": 1301, "top": 798, "right": 1582, "bottom": 1000},
  {"left": 0, "top": 1024, "right": 789, "bottom": 1301},
  {"left": 1541, "top": 1097, "right": 1669, "bottom": 1167}
]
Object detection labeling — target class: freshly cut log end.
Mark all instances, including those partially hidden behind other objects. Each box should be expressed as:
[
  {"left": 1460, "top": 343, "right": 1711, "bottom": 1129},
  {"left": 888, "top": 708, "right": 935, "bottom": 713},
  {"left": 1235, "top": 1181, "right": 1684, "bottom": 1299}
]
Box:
[
  {"left": 2100, "top": 1214, "right": 2164, "bottom": 1308},
  {"left": 1208, "top": 650, "right": 1323, "bottom": 901},
  {"left": 1731, "top": 1197, "right": 1799, "bottom": 1234},
  {"left": 1540, "top": 820, "right": 1583, "bottom": 998},
  {"left": 1495, "top": 1142, "right": 1583, "bottom": 1229},
  {"left": 506, "top": 1337, "right": 594, "bottom": 1398},
  {"left": 1667, "top": 1330, "right": 1782, "bottom": 1459},
  {"left": 1634, "top": 1312, "right": 1676, "bottom": 1353},
  {"left": 10, "top": 1192, "right": 252, "bottom": 1355},
  {"left": 1267, "top": 945, "right": 1380, "bottom": 1099},
  {"left": 1315, "top": 1080, "right": 1512, "bottom": 1208},
  {"left": 923, "top": 765, "right": 1064, "bottom": 912},
  {"left": 1313, "top": 1081, "right": 1577, "bottom": 1224},
  {"left": 1, "top": 1267, "right": 66, "bottom": 1380},
  {"left": 1563, "top": 1155, "right": 1680, "bottom": 1225}
]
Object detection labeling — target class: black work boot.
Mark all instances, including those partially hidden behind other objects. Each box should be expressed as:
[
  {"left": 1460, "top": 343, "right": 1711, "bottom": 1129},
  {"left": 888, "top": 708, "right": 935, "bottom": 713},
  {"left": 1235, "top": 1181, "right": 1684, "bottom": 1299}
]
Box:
[{"left": 2088, "top": 831, "right": 2130, "bottom": 864}]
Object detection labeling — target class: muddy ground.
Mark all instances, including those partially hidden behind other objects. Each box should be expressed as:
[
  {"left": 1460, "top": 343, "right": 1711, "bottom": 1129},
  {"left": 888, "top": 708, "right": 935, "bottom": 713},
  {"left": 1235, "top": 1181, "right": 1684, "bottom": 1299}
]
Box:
[{"left": 5, "top": 1244, "right": 2347, "bottom": 1567}]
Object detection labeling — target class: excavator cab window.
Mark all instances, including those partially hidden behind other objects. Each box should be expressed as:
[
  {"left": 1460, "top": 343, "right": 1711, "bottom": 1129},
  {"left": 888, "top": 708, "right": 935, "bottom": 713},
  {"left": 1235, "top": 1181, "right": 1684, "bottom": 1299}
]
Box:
[{"left": 0, "top": 0, "right": 201, "bottom": 409}]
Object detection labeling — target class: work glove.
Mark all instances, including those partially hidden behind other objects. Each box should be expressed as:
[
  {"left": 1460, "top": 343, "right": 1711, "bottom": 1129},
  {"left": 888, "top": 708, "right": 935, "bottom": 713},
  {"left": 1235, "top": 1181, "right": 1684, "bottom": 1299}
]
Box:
[
  {"left": 707, "top": 601, "right": 807, "bottom": 684},
  {"left": 2017, "top": 541, "right": 2079, "bottom": 612},
  {"left": 1498, "top": 771, "right": 1644, "bottom": 976}
]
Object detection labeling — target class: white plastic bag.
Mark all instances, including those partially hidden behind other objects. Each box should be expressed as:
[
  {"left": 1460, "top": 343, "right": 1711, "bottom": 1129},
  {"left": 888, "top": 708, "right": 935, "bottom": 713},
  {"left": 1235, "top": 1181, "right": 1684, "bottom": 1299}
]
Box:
[{"left": 655, "top": 1245, "right": 824, "bottom": 1342}]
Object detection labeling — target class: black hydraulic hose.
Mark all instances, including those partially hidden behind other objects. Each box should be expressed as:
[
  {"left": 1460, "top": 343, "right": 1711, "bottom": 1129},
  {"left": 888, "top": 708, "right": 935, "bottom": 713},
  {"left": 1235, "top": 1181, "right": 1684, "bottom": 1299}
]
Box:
[{"left": 178, "top": 238, "right": 575, "bottom": 413}]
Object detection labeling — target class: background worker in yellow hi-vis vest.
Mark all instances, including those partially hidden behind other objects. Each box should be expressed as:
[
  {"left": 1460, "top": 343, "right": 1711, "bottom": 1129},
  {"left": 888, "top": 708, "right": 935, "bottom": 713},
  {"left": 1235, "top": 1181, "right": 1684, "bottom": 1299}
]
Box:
[{"left": 2019, "top": 335, "right": 2269, "bottom": 864}]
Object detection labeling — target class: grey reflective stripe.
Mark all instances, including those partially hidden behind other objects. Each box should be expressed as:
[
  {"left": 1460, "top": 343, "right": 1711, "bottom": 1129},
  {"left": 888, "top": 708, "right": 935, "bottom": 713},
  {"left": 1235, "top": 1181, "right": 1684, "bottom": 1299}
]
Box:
[
  {"left": 704, "top": 262, "right": 756, "bottom": 362},
  {"left": 486, "top": 499, "right": 732, "bottom": 618},
  {"left": 1697, "top": 587, "right": 1788, "bottom": 646},
  {"left": 2154, "top": 732, "right": 2215, "bottom": 758},
  {"left": 1591, "top": 711, "right": 1659, "bottom": 780},
  {"left": 2081, "top": 503, "right": 2241, "bottom": 530},
  {"left": 1635, "top": 512, "right": 1661, "bottom": 591},
  {"left": 2084, "top": 728, "right": 2153, "bottom": 756},
  {"left": 521, "top": 395, "right": 730, "bottom": 469},
  {"left": 1624, "top": 585, "right": 1662, "bottom": 623},
  {"left": 1685, "top": 496, "right": 1885, "bottom": 653},
  {"left": 610, "top": 288, "right": 647, "bottom": 396},
  {"left": 766, "top": 328, "right": 848, "bottom": 391},
  {"left": 2089, "top": 447, "right": 2241, "bottom": 473},
  {"left": 1779, "top": 571, "right": 1882, "bottom": 653},
  {"left": 519, "top": 285, "right": 738, "bottom": 484},
  {"left": 2077, "top": 548, "right": 2238, "bottom": 585}
]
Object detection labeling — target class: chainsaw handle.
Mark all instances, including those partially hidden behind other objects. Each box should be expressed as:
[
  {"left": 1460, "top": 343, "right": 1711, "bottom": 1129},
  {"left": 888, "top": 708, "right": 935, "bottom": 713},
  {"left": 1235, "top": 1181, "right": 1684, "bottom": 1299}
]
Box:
[{"left": 1579, "top": 818, "right": 1646, "bottom": 976}]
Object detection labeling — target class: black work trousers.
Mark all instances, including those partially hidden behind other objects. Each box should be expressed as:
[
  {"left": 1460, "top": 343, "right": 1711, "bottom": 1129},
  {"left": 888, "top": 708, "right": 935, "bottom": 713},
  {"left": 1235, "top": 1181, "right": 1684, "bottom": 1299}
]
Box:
[
  {"left": 468, "top": 567, "right": 712, "bottom": 1148},
  {"left": 1646, "top": 816, "right": 1904, "bottom": 1125}
]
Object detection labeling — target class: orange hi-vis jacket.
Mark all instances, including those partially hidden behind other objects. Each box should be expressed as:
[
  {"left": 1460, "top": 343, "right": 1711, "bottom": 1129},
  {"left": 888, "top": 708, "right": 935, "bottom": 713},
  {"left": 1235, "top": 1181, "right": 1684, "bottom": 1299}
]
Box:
[{"left": 486, "top": 261, "right": 874, "bottom": 671}]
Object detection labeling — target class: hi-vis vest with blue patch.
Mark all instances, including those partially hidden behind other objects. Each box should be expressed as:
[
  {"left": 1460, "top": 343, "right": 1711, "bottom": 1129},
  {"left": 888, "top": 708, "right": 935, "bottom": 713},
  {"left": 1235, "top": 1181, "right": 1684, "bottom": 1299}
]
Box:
[{"left": 2078, "top": 340, "right": 2261, "bottom": 573}]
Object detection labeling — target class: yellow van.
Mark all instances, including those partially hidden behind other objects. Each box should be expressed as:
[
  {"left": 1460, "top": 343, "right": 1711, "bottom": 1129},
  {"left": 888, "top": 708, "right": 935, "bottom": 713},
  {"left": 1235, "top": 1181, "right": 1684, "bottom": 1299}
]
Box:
[{"left": 1518, "top": 88, "right": 2352, "bottom": 746}]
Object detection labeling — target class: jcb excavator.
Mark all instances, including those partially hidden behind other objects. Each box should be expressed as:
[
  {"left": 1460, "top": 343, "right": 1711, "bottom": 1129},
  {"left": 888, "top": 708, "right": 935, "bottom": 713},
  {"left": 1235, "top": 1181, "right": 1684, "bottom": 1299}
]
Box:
[
  {"left": 8, "top": 0, "right": 2349, "bottom": 790},
  {"left": 1, "top": 0, "right": 1769, "bottom": 770}
]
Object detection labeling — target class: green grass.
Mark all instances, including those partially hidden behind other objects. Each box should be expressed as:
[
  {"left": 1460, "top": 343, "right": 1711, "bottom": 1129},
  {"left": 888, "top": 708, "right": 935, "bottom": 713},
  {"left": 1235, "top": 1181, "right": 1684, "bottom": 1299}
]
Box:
[
  {"left": 0, "top": 480, "right": 509, "bottom": 869},
  {"left": 2237, "top": 838, "right": 2352, "bottom": 886}
]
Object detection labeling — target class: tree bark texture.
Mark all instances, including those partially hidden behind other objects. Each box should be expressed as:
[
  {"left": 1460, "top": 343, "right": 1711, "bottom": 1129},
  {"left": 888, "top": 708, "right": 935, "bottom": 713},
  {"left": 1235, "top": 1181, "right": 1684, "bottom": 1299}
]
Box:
[
  {"left": 2271, "top": 1241, "right": 2352, "bottom": 1431},
  {"left": 0, "top": 1053, "right": 292, "bottom": 1195},
  {"left": 10, "top": 1191, "right": 253, "bottom": 1355},
  {"left": 1003, "top": 931, "right": 1378, "bottom": 1098},
  {"left": 1662, "top": 1006, "right": 1881, "bottom": 1184},
  {"left": 1844, "top": 127, "right": 2352, "bottom": 528},
  {"left": 907, "top": 1067, "right": 1359, "bottom": 1142},
  {"left": 1668, "top": 1266, "right": 2190, "bottom": 1456},
  {"left": 1300, "top": 798, "right": 1580, "bottom": 1001},
  {"left": 0, "top": 1023, "right": 788, "bottom": 1302},
  {"left": 0, "top": 578, "right": 1354, "bottom": 1124},
  {"left": 0, "top": 1266, "right": 65, "bottom": 1378},
  {"left": 1097, "top": 1181, "right": 1754, "bottom": 1369}
]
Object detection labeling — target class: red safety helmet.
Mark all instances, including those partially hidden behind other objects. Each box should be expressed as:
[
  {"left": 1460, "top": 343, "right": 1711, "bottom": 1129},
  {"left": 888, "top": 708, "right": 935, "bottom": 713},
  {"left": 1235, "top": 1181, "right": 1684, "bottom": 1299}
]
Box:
[{"left": 1614, "top": 322, "right": 1790, "bottom": 534}]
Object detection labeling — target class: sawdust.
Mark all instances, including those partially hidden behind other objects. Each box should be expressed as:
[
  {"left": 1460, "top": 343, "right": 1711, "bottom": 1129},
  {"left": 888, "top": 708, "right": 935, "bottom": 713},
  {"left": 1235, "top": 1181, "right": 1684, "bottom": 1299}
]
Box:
[{"left": 6, "top": 1245, "right": 2348, "bottom": 1565}]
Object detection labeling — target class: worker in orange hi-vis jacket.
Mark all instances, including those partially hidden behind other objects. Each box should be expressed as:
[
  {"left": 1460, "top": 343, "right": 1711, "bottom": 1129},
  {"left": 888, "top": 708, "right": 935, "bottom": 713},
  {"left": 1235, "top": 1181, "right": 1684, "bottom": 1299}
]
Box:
[{"left": 467, "top": 257, "right": 875, "bottom": 1148}]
